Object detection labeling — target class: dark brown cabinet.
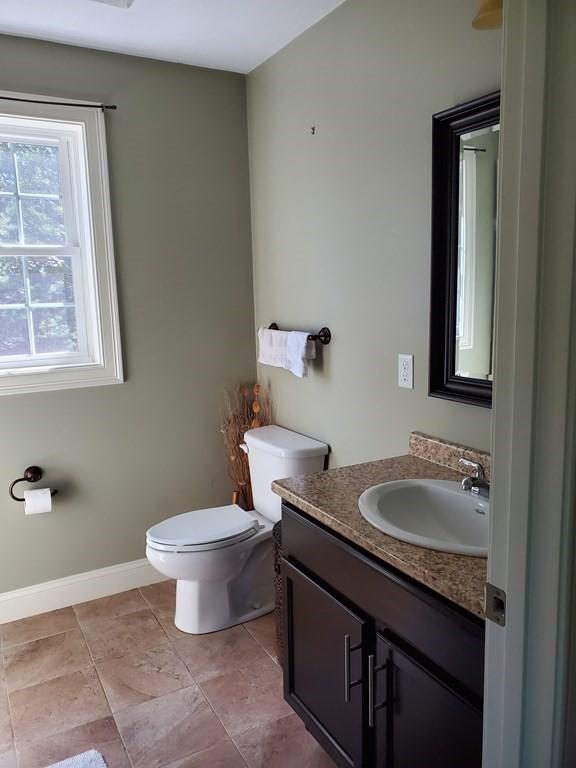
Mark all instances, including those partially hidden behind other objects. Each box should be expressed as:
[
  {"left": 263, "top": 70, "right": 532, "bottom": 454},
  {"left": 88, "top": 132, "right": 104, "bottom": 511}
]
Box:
[
  {"left": 281, "top": 503, "right": 484, "bottom": 768},
  {"left": 374, "top": 635, "right": 482, "bottom": 767},
  {"left": 283, "top": 560, "right": 367, "bottom": 766}
]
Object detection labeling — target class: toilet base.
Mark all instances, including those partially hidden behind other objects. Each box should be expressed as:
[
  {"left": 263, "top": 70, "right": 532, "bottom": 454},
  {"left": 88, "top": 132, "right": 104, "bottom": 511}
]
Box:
[
  {"left": 174, "top": 581, "right": 274, "bottom": 635},
  {"left": 175, "top": 577, "right": 274, "bottom": 634},
  {"left": 169, "top": 531, "right": 275, "bottom": 634}
]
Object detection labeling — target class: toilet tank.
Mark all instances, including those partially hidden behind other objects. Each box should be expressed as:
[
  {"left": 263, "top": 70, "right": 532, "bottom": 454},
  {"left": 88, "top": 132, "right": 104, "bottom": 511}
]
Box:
[{"left": 244, "top": 425, "right": 329, "bottom": 523}]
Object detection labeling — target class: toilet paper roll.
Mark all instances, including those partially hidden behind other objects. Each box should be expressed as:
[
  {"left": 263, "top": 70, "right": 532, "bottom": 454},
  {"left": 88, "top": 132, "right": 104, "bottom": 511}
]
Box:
[{"left": 23, "top": 488, "right": 52, "bottom": 515}]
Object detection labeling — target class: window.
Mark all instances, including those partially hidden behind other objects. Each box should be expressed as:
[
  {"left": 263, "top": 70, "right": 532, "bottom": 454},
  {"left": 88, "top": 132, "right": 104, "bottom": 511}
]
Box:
[{"left": 0, "top": 93, "right": 122, "bottom": 395}]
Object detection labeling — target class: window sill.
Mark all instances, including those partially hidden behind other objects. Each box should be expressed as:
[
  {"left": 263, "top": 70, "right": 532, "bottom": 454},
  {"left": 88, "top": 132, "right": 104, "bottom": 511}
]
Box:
[{"left": 0, "top": 361, "right": 123, "bottom": 396}]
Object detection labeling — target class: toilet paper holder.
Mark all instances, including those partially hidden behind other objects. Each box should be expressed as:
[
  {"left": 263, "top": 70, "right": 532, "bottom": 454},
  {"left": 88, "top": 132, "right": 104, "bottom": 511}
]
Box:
[{"left": 9, "top": 466, "right": 59, "bottom": 502}]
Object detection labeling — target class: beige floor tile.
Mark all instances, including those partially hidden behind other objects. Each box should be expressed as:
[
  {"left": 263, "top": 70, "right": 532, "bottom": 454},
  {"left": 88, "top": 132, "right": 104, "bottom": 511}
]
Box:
[
  {"left": 154, "top": 611, "right": 186, "bottom": 641},
  {"left": 3, "top": 629, "right": 92, "bottom": 693},
  {"left": 140, "top": 582, "right": 175, "bottom": 617},
  {"left": 243, "top": 613, "right": 278, "bottom": 660},
  {"left": 0, "top": 608, "right": 78, "bottom": 649},
  {"left": 0, "top": 688, "right": 13, "bottom": 755},
  {"left": 96, "top": 643, "right": 193, "bottom": 712},
  {"left": 83, "top": 609, "right": 167, "bottom": 662},
  {"left": 162, "top": 738, "right": 246, "bottom": 768},
  {"left": 141, "top": 581, "right": 178, "bottom": 640},
  {"left": 74, "top": 590, "right": 147, "bottom": 627},
  {"left": 233, "top": 714, "right": 336, "bottom": 768},
  {"left": 115, "top": 684, "right": 227, "bottom": 768},
  {"left": 16, "top": 716, "right": 130, "bottom": 768},
  {"left": 172, "top": 626, "right": 269, "bottom": 683},
  {"left": 200, "top": 657, "right": 291, "bottom": 737},
  {"left": 10, "top": 668, "right": 110, "bottom": 745}
]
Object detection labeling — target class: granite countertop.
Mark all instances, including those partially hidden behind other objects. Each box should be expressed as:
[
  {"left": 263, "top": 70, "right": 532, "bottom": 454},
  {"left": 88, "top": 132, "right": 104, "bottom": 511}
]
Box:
[{"left": 272, "top": 447, "right": 487, "bottom": 619}]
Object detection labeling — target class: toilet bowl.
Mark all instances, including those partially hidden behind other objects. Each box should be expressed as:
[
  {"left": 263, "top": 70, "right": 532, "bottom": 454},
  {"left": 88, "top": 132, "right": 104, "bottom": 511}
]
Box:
[{"left": 145, "top": 425, "right": 328, "bottom": 634}]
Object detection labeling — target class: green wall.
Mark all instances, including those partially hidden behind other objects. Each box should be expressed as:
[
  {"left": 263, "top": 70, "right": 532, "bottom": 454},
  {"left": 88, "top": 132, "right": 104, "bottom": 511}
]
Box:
[
  {"left": 247, "top": 0, "right": 501, "bottom": 466},
  {"left": 0, "top": 0, "right": 502, "bottom": 591},
  {"left": 0, "top": 35, "right": 255, "bottom": 592}
]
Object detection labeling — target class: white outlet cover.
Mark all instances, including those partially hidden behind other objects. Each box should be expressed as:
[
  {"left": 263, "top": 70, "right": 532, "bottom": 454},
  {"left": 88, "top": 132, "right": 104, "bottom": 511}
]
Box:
[{"left": 398, "top": 354, "right": 414, "bottom": 389}]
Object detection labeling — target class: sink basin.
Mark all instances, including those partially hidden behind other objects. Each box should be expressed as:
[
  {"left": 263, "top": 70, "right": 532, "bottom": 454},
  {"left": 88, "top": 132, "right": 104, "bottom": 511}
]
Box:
[{"left": 358, "top": 479, "right": 489, "bottom": 557}]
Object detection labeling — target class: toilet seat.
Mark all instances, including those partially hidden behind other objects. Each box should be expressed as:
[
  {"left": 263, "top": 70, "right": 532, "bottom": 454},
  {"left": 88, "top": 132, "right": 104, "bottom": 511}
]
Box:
[{"left": 146, "top": 504, "right": 261, "bottom": 553}]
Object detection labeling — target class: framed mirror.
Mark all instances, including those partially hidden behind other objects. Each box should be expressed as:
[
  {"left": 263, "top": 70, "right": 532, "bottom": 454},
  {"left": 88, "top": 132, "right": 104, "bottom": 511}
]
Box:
[{"left": 429, "top": 91, "right": 500, "bottom": 408}]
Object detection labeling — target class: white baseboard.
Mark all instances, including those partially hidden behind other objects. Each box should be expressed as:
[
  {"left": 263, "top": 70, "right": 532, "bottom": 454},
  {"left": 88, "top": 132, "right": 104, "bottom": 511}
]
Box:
[{"left": 0, "top": 559, "right": 167, "bottom": 625}]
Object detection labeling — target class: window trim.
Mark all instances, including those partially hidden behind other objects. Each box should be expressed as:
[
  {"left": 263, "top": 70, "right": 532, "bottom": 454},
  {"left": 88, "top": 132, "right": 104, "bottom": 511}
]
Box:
[
  {"left": 0, "top": 91, "right": 123, "bottom": 395},
  {"left": 0, "top": 127, "right": 91, "bottom": 367}
]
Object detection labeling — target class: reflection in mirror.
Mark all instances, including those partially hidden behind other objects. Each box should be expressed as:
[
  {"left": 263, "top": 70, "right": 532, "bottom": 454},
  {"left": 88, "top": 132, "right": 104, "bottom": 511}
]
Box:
[{"left": 455, "top": 124, "right": 499, "bottom": 381}]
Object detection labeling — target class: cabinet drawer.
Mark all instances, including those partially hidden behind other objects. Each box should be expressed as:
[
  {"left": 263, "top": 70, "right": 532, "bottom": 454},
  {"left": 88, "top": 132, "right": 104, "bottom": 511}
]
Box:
[{"left": 282, "top": 503, "right": 485, "bottom": 700}]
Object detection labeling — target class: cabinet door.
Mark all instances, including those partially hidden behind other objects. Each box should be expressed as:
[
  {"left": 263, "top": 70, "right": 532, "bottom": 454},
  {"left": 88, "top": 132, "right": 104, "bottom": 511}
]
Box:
[
  {"left": 282, "top": 559, "right": 368, "bottom": 768},
  {"left": 374, "top": 635, "right": 482, "bottom": 768}
]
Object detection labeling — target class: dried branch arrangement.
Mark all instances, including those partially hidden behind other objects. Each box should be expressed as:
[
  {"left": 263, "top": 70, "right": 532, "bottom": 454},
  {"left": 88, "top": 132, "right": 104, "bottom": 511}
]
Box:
[{"left": 221, "top": 383, "right": 272, "bottom": 510}]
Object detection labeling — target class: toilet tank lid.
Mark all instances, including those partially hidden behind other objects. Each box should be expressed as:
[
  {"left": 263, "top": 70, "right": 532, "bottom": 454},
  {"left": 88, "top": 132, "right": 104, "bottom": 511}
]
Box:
[{"left": 244, "top": 425, "right": 329, "bottom": 459}]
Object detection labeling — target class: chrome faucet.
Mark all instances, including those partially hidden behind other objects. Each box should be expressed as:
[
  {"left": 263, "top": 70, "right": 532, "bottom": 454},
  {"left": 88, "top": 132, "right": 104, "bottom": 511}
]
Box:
[{"left": 458, "top": 458, "right": 490, "bottom": 499}]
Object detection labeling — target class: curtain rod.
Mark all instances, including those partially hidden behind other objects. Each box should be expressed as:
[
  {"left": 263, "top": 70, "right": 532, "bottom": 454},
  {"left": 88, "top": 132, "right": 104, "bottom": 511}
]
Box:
[{"left": 0, "top": 95, "right": 117, "bottom": 111}]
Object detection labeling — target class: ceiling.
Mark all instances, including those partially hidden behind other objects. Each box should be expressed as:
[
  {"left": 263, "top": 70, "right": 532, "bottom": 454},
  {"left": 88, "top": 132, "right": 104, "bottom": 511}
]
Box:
[{"left": 0, "top": 0, "right": 346, "bottom": 74}]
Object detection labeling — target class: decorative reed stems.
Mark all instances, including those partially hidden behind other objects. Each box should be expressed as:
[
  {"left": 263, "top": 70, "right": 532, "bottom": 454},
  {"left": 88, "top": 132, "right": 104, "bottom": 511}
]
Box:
[{"left": 222, "top": 383, "right": 272, "bottom": 510}]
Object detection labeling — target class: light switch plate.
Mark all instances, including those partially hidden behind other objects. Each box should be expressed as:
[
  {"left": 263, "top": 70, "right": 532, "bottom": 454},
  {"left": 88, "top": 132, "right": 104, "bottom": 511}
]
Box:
[{"left": 398, "top": 354, "right": 414, "bottom": 389}]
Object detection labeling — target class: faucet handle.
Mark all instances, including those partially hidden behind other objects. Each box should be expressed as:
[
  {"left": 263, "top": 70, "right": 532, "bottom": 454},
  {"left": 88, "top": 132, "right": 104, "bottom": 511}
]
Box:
[{"left": 458, "top": 458, "right": 485, "bottom": 479}]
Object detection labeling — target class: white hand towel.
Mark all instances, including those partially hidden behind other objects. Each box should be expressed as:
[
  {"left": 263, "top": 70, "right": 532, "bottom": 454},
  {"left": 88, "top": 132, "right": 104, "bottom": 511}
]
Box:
[
  {"left": 258, "top": 327, "right": 289, "bottom": 368},
  {"left": 286, "top": 331, "right": 316, "bottom": 378}
]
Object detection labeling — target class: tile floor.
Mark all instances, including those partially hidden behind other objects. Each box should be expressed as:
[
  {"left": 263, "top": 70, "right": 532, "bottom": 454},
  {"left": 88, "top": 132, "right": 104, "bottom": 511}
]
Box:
[{"left": 0, "top": 583, "right": 335, "bottom": 768}]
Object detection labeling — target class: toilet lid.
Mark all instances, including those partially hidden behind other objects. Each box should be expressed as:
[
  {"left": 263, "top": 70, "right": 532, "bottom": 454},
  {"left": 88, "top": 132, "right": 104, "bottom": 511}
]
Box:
[{"left": 146, "top": 504, "right": 260, "bottom": 548}]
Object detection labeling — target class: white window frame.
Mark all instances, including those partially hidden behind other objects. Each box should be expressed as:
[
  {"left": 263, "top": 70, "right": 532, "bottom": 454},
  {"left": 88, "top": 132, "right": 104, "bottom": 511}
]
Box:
[{"left": 0, "top": 91, "right": 122, "bottom": 395}]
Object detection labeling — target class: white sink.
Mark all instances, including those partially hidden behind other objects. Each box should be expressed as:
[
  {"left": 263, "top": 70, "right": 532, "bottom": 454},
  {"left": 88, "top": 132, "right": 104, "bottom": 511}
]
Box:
[{"left": 358, "top": 479, "right": 489, "bottom": 557}]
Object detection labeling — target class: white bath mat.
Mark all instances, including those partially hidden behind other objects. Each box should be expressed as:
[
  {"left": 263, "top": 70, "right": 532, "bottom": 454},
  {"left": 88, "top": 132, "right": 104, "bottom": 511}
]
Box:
[{"left": 47, "top": 749, "right": 108, "bottom": 768}]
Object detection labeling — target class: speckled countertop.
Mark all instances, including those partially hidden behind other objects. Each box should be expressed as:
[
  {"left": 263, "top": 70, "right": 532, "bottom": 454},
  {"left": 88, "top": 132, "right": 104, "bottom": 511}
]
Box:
[{"left": 272, "top": 435, "right": 488, "bottom": 619}]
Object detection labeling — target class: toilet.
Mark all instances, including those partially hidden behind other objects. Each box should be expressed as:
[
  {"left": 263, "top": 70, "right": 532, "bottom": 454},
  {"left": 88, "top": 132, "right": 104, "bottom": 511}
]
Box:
[{"left": 145, "top": 425, "right": 328, "bottom": 634}]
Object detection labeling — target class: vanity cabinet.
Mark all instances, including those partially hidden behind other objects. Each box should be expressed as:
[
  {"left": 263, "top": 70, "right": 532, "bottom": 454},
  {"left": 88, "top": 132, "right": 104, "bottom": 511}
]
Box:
[{"left": 281, "top": 503, "right": 485, "bottom": 768}]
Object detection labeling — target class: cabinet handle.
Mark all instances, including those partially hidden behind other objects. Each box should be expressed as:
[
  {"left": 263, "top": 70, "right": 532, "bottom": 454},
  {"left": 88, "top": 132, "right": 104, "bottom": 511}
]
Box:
[
  {"left": 344, "top": 634, "right": 362, "bottom": 703},
  {"left": 344, "top": 635, "right": 351, "bottom": 702},
  {"left": 368, "top": 654, "right": 375, "bottom": 727},
  {"left": 368, "top": 654, "right": 390, "bottom": 728}
]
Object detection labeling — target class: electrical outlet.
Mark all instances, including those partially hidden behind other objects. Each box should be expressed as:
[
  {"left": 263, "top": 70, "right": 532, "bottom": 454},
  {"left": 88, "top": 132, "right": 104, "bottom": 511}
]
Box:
[{"left": 398, "top": 354, "right": 414, "bottom": 389}]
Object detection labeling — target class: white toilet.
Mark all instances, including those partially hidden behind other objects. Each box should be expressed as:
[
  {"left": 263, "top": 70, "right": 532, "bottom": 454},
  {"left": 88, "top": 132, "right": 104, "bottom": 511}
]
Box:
[{"left": 145, "top": 425, "right": 328, "bottom": 634}]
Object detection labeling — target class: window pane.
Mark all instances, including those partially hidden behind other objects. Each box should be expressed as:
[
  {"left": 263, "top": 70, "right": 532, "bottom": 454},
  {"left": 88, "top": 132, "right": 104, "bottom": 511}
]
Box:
[
  {"left": 27, "top": 256, "right": 75, "bottom": 304},
  {"left": 21, "top": 197, "right": 65, "bottom": 245},
  {"left": 0, "top": 196, "right": 19, "bottom": 244},
  {"left": 0, "top": 143, "right": 15, "bottom": 193},
  {"left": 0, "top": 308, "right": 30, "bottom": 355},
  {"left": 14, "top": 143, "right": 61, "bottom": 195},
  {"left": 32, "top": 307, "right": 78, "bottom": 354},
  {"left": 0, "top": 257, "right": 25, "bottom": 304}
]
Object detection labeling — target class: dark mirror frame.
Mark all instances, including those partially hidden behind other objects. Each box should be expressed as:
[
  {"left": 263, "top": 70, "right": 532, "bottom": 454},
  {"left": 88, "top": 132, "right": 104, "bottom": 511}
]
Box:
[{"left": 429, "top": 91, "right": 500, "bottom": 409}]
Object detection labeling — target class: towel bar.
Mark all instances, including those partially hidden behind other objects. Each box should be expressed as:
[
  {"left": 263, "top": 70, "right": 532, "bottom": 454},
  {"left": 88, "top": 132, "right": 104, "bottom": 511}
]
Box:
[{"left": 268, "top": 323, "right": 332, "bottom": 345}]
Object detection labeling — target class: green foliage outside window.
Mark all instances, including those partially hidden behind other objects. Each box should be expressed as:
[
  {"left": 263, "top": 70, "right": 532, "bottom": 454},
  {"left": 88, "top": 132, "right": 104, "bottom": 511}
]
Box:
[{"left": 0, "top": 142, "right": 76, "bottom": 356}]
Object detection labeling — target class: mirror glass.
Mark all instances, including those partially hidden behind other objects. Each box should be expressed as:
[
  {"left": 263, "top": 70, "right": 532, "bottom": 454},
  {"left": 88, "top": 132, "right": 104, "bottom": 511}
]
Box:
[{"left": 455, "top": 124, "right": 499, "bottom": 381}]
